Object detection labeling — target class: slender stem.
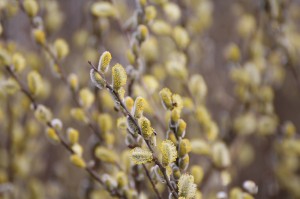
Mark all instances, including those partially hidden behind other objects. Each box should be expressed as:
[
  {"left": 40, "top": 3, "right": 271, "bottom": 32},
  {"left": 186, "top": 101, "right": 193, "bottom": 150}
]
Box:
[
  {"left": 142, "top": 164, "right": 162, "bottom": 199},
  {"left": 5, "top": 66, "right": 37, "bottom": 109}
]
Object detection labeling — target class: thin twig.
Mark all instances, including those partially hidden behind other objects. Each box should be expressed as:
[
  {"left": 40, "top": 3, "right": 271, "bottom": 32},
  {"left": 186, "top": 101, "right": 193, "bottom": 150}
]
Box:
[{"left": 142, "top": 164, "right": 162, "bottom": 199}]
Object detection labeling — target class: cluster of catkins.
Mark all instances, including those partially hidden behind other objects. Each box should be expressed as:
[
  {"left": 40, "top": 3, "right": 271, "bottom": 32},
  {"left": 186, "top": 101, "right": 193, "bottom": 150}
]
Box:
[{"left": 1, "top": 0, "right": 300, "bottom": 199}]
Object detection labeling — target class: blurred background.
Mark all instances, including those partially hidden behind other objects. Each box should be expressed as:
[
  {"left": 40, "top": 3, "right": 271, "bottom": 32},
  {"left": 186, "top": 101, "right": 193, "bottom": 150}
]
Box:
[{"left": 1, "top": 0, "right": 300, "bottom": 198}]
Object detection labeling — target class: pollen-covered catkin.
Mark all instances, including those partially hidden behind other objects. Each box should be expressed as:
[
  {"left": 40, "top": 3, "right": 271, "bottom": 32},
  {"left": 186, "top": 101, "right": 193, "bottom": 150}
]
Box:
[
  {"left": 138, "top": 116, "right": 153, "bottom": 140},
  {"left": 112, "top": 63, "right": 127, "bottom": 91},
  {"left": 98, "top": 51, "right": 112, "bottom": 73},
  {"left": 130, "top": 147, "right": 153, "bottom": 164},
  {"left": 160, "top": 140, "right": 177, "bottom": 167}
]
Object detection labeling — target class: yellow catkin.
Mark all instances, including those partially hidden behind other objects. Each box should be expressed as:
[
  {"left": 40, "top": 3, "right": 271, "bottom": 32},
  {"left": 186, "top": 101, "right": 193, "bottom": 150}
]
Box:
[
  {"left": 179, "top": 139, "right": 192, "bottom": 157},
  {"left": 95, "top": 147, "right": 118, "bottom": 163},
  {"left": 112, "top": 63, "right": 127, "bottom": 90},
  {"left": 160, "top": 140, "right": 177, "bottom": 167},
  {"left": 27, "top": 70, "right": 43, "bottom": 96},
  {"left": 46, "top": 128, "right": 60, "bottom": 142},
  {"left": 12, "top": 53, "right": 26, "bottom": 72},
  {"left": 159, "top": 88, "right": 173, "bottom": 110},
  {"left": 178, "top": 174, "right": 197, "bottom": 199},
  {"left": 125, "top": 96, "right": 134, "bottom": 111},
  {"left": 98, "top": 114, "right": 113, "bottom": 133},
  {"left": 54, "top": 38, "right": 69, "bottom": 59},
  {"left": 23, "top": 0, "right": 39, "bottom": 17},
  {"left": 91, "top": 2, "right": 116, "bottom": 18},
  {"left": 68, "top": 73, "right": 79, "bottom": 91},
  {"left": 133, "top": 97, "right": 145, "bottom": 118},
  {"left": 67, "top": 128, "right": 79, "bottom": 145},
  {"left": 90, "top": 69, "right": 106, "bottom": 89},
  {"left": 138, "top": 117, "right": 153, "bottom": 140},
  {"left": 137, "top": 25, "right": 148, "bottom": 42},
  {"left": 98, "top": 51, "right": 112, "bottom": 73},
  {"left": 79, "top": 88, "right": 95, "bottom": 109},
  {"left": 33, "top": 29, "right": 46, "bottom": 45},
  {"left": 130, "top": 147, "right": 153, "bottom": 164},
  {"left": 34, "top": 105, "right": 52, "bottom": 123},
  {"left": 70, "top": 154, "right": 86, "bottom": 168}
]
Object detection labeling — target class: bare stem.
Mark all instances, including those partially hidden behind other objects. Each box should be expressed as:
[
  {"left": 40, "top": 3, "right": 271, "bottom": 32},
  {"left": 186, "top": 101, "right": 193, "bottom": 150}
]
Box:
[{"left": 142, "top": 164, "right": 162, "bottom": 199}]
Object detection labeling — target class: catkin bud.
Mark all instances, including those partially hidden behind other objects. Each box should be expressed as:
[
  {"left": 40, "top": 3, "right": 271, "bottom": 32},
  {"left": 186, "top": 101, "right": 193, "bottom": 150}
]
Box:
[
  {"left": 178, "top": 174, "right": 197, "bottom": 199},
  {"left": 1, "top": 79, "right": 19, "bottom": 95},
  {"left": 79, "top": 88, "right": 95, "bottom": 109},
  {"left": 142, "top": 75, "right": 159, "bottom": 93},
  {"left": 237, "top": 14, "right": 256, "bottom": 38},
  {"left": 179, "top": 154, "right": 189, "bottom": 171},
  {"left": 91, "top": 2, "right": 116, "bottom": 18},
  {"left": 173, "top": 26, "right": 190, "bottom": 49},
  {"left": 190, "top": 166, "right": 204, "bottom": 185},
  {"left": 282, "top": 121, "right": 296, "bottom": 138},
  {"left": 95, "top": 147, "right": 118, "bottom": 163},
  {"left": 133, "top": 97, "right": 145, "bottom": 118},
  {"left": 34, "top": 105, "right": 52, "bottom": 123},
  {"left": 112, "top": 63, "right": 127, "bottom": 91},
  {"left": 229, "top": 188, "right": 243, "bottom": 199},
  {"left": 179, "top": 139, "right": 191, "bottom": 157},
  {"left": 70, "top": 154, "right": 86, "bottom": 168},
  {"left": 130, "top": 147, "right": 153, "bottom": 164},
  {"left": 90, "top": 69, "right": 106, "bottom": 89},
  {"left": 172, "top": 165, "right": 181, "bottom": 180},
  {"left": 190, "top": 139, "right": 211, "bottom": 155},
  {"left": 70, "top": 108, "right": 88, "bottom": 123},
  {"left": 163, "top": 3, "right": 181, "bottom": 22},
  {"left": 151, "top": 20, "right": 172, "bottom": 36},
  {"left": 159, "top": 88, "right": 173, "bottom": 110},
  {"left": 117, "top": 87, "right": 125, "bottom": 101},
  {"left": 12, "top": 53, "right": 26, "bottom": 72},
  {"left": 138, "top": 117, "right": 153, "bottom": 140},
  {"left": 102, "top": 174, "right": 117, "bottom": 191},
  {"left": 68, "top": 73, "right": 79, "bottom": 91},
  {"left": 72, "top": 143, "right": 83, "bottom": 156},
  {"left": 137, "top": 25, "right": 148, "bottom": 43},
  {"left": 243, "top": 180, "right": 258, "bottom": 194},
  {"left": 145, "top": 6, "right": 157, "bottom": 22},
  {"left": 33, "top": 29, "right": 46, "bottom": 45},
  {"left": 98, "top": 114, "right": 113, "bottom": 133},
  {"left": 189, "top": 74, "right": 207, "bottom": 102},
  {"left": 27, "top": 70, "right": 43, "bottom": 96},
  {"left": 54, "top": 39, "right": 69, "bottom": 59},
  {"left": 50, "top": 118, "right": 63, "bottom": 130},
  {"left": 177, "top": 119, "right": 187, "bottom": 137},
  {"left": 46, "top": 127, "right": 60, "bottom": 142},
  {"left": 170, "top": 108, "right": 181, "bottom": 125},
  {"left": 212, "top": 142, "right": 231, "bottom": 169},
  {"left": 98, "top": 51, "right": 112, "bottom": 73},
  {"left": 67, "top": 128, "right": 79, "bottom": 145},
  {"left": 116, "top": 172, "right": 128, "bottom": 189},
  {"left": 224, "top": 43, "right": 241, "bottom": 62},
  {"left": 126, "top": 50, "right": 136, "bottom": 65},
  {"left": 160, "top": 140, "right": 177, "bottom": 167},
  {"left": 125, "top": 96, "right": 134, "bottom": 111},
  {"left": 23, "top": 0, "right": 39, "bottom": 17},
  {"left": 127, "top": 116, "right": 139, "bottom": 136}
]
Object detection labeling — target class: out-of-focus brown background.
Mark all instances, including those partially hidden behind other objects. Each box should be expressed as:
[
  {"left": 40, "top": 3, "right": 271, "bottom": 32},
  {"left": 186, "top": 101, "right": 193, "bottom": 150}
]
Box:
[{"left": 2, "top": 0, "right": 300, "bottom": 198}]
